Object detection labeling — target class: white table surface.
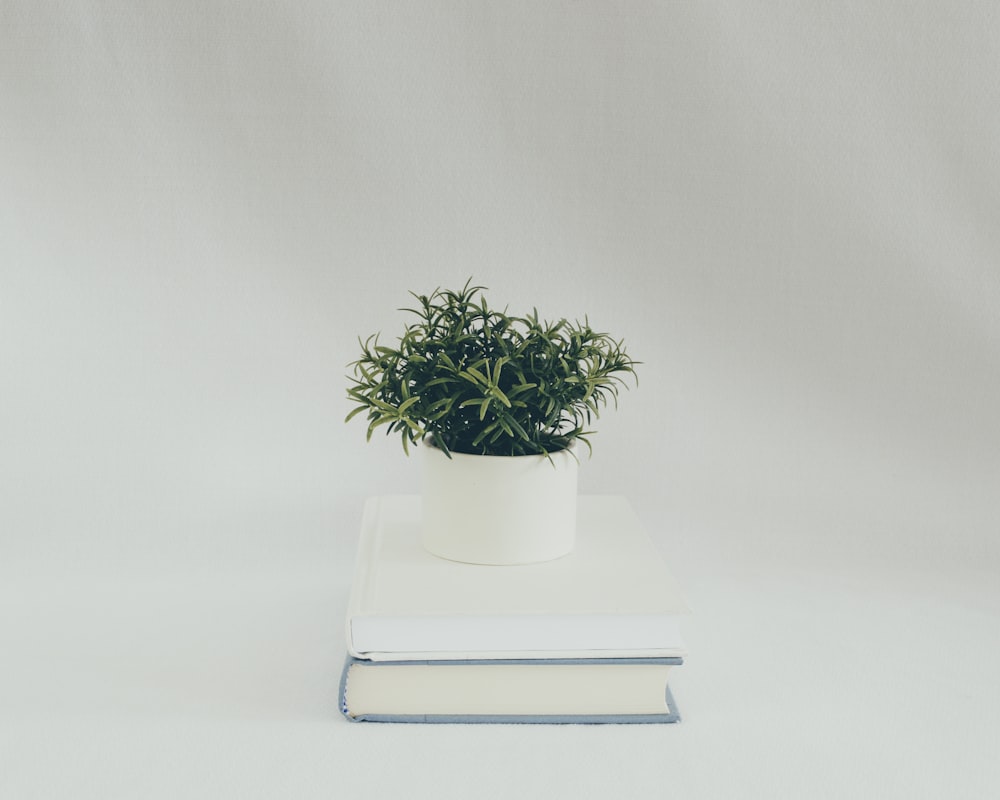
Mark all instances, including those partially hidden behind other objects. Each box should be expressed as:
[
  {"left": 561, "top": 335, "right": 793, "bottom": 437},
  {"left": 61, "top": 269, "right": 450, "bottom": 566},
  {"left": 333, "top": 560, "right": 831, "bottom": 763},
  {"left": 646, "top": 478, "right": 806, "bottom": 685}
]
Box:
[{"left": 4, "top": 501, "right": 997, "bottom": 800}]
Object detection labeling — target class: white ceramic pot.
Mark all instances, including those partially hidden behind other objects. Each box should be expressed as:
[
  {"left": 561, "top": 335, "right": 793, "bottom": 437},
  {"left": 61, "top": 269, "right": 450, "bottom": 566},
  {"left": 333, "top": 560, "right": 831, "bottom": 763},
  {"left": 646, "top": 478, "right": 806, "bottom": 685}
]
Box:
[{"left": 420, "top": 443, "right": 578, "bottom": 565}]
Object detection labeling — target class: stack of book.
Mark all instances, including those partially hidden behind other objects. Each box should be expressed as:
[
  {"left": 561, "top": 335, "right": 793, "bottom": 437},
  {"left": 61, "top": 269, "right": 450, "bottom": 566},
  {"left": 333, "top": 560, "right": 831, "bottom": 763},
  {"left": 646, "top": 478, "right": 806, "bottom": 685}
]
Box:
[{"left": 339, "top": 494, "right": 689, "bottom": 724}]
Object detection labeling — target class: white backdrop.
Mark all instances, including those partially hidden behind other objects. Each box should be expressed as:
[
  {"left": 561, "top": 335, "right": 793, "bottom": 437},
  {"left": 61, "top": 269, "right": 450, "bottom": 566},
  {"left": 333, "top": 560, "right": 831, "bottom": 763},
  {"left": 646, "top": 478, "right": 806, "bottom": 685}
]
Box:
[{"left": 2, "top": 3, "right": 999, "bottom": 798}]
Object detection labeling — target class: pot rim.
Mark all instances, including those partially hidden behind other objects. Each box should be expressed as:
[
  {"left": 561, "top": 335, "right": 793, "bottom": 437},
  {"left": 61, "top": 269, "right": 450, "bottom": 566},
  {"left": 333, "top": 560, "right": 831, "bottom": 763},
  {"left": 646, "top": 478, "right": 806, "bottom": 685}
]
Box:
[{"left": 422, "top": 439, "right": 576, "bottom": 460}]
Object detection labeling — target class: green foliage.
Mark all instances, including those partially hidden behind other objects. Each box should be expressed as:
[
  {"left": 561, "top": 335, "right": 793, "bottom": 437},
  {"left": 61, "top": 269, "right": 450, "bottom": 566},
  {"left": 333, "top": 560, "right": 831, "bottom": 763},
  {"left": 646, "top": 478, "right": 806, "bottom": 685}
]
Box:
[{"left": 346, "top": 281, "right": 639, "bottom": 457}]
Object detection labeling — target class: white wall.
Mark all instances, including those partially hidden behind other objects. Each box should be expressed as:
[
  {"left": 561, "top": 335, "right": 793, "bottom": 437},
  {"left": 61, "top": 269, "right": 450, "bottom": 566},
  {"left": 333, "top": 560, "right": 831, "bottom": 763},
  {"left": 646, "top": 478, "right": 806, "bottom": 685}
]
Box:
[{"left": 3, "top": 1, "right": 998, "bottom": 569}]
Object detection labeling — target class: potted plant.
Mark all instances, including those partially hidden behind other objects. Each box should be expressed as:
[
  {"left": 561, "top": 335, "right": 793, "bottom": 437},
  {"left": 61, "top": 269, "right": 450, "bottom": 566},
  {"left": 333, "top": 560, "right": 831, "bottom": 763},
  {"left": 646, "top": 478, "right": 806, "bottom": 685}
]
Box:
[{"left": 346, "top": 281, "right": 638, "bottom": 565}]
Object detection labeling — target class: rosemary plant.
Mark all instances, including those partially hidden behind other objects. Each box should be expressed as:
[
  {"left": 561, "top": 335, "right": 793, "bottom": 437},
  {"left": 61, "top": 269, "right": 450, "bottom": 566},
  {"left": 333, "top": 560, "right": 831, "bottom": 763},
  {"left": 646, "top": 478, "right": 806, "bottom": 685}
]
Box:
[{"left": 346, "top": 281, "right": 638, "bottom": 457}]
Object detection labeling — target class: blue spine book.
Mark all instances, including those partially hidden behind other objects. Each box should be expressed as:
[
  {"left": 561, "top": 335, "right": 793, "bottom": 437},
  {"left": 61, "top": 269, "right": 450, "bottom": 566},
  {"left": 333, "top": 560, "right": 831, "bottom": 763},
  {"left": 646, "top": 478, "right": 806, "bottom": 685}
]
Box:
[{"left": 339, "top": 656, "right": 683, "bottom": 724}]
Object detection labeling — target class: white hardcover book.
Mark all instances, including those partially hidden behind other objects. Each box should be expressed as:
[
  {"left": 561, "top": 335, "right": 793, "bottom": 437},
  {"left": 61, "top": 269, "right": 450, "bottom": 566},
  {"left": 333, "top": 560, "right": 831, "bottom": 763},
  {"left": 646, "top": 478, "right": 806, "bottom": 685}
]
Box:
[
  {"left": 339, "top": 656, "right": 683, "bottom": 723},
  {"left": 346, "top": 495, "right": 689, "bottom": 661}
]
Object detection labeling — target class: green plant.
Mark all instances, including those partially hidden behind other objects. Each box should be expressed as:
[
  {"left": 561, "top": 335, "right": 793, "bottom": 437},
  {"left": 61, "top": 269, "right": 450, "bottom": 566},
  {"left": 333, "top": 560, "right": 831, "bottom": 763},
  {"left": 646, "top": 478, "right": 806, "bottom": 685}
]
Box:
[{"left": 346, "top": 281, "right": 638, "bottom": 457}]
